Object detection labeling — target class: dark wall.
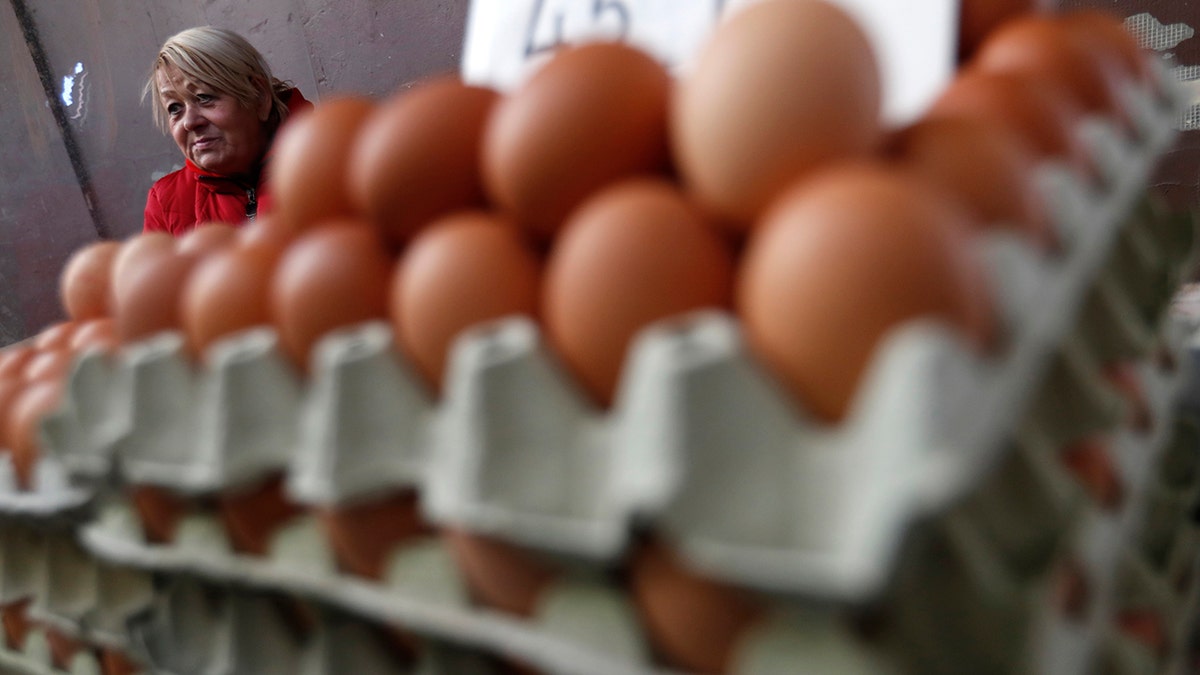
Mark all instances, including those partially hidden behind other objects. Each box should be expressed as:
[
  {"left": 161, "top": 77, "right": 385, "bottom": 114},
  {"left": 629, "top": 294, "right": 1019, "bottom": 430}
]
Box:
[
  {"left": 0, "top": 0, "right": 1198, "bottom": 346},
  {"left": 0, "top": 0, "right": 98, "bottom": 345},
  {"left": 0, "top": 0, "right": 469, "bottom": 345}
]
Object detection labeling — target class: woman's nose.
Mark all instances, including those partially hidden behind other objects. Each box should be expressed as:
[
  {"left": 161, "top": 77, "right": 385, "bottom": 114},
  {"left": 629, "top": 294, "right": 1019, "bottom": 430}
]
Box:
[{"left": 181, "top": 106, "right": 205, "bottom": 130}]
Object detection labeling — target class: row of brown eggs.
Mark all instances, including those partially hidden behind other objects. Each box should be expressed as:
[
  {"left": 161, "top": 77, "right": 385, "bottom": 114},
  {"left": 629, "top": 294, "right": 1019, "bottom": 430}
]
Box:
[{"left": 0, "top": 2, "right": 1163, "bottom": 674}]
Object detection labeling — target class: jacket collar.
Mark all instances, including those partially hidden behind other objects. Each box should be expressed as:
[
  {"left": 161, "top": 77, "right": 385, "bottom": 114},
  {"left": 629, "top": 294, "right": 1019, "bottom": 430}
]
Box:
[{"left": 185, "top": 159, "right": 258, "bottom": 194}]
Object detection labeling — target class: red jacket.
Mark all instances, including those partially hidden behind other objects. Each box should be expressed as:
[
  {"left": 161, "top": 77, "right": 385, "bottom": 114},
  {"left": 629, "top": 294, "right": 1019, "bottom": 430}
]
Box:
[{"left": 143, "top": 89, "right": 313, "bottom": 235}]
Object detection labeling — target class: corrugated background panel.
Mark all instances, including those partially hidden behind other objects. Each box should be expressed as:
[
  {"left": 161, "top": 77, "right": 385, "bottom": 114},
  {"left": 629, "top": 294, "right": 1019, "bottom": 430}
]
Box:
[{"left": 0, "top": 0, "right": 99, "bottom": 344}]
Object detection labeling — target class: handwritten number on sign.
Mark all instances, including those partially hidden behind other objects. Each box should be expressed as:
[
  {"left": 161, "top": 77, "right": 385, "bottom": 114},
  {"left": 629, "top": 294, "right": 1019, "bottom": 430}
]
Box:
[
  {"left": 524, "top": 0, "right": 565, "bottom": 56},
  {"left": 592, "top": 0, "right": 631, "bottom": 36},
  {"left": 524, "top": 0, "right": 632, "bottom": 57}
]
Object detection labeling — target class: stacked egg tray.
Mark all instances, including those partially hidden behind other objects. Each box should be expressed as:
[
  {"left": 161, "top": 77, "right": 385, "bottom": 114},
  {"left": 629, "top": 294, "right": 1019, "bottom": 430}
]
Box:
[{"left": 0, "top": 64, "right": 1199, "bottom": 675}]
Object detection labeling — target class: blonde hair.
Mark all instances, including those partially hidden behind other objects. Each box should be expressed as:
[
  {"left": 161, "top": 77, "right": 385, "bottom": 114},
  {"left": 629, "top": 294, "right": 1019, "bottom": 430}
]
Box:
[{"left": 143, "top": 26, "right": 292, "bottom": 133}]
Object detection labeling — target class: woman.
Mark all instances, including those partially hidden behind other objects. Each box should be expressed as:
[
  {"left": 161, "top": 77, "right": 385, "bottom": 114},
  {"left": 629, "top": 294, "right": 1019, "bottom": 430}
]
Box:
[{"left": 142, "top": 26, "right": 312, "bottom": 235}]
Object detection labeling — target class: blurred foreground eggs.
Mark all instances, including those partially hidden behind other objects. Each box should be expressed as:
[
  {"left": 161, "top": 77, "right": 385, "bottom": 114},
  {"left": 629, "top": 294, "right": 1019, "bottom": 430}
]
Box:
[
  {"left": 269, "top": 222, "right": 392, "bottom": 369},
  {"left": 543, "top": 178, "right": 734, "bottom": 406},
  {"left": 391, "top": 210, "right": 541, "bottom": 390},
  {"left": 738, "top": 163, "right": 994, "bottom": 421},
  {"left": 351, "top": 77, "right": 498, "bottom": 247},
  {"left": 673, "top": 0, "right": 882, "bottom": 229},
  {"left": 482, "top": 41, "right": 671, "bottom": 239},
  {"left": 271, "top": 97, "right": 375, "bottom": 233}
]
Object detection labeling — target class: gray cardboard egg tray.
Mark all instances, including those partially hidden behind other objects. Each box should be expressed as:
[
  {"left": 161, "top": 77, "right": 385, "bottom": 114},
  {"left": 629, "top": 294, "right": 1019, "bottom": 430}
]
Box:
[
  {"left": 124, "top": 575, "right": 511, "bottom": 675},
  {"left": 0, "top": 63, "right": 1188, "bottom": 675},
  {"left": 0, "top": 521, "right": 508, "bottom": 675},
  {"left": 0, "top": 521, "right": 154, "bottom": 674},
  {"left": 891, "top": 366, "right": 1200, "bottom": 675}
]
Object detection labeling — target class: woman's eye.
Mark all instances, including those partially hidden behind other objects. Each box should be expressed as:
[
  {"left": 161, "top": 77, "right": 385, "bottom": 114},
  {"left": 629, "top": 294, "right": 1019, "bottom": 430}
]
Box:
[
  {"left": 167, "top": 103, "right": 182, "bottom": 116},
  {"left": 197, "top": 94, "right": 214, "bottom": 104}
]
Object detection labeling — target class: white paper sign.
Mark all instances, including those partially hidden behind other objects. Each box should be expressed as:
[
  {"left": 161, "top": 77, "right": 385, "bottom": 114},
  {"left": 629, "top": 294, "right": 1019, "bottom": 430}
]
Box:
[{"left": 460, "top": 0, "right": 958, "bottom": 124}]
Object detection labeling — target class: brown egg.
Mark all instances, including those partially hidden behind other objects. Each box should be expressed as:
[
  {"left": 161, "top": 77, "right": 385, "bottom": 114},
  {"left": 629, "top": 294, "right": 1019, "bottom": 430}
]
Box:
[
  {"left": 113, "top": 250, "right": 198, "bottom": 344},
  {"left": 32, "top": 321, "right": 76, "bottom": 351},
  {"left": 351, "top": 77, "right": 498, "bottom": 246},
  {"left": 738, "top": 162, "right": 993, "bottom": 422},
  {"left": 673, "top": 0, "right": 881, "bottom": 229},
  {"left": 1051, "top": 558, "right": 1091, "bottom": 619},
  {"left": 392, "top": 211, "right": 540, "bottom": 390},
  {"left": 100, "top": 649, "right": 141, "bottom": 675},
  {"left": 237, "top": 215, "right": 294, "bottom": 258},
  {"left": 971, "top": 16, "right": 1127, "bottom": 116},
  {"left": 630, "top": 540, "right": 766, "bottom": 673},
  {"left": 6, "top": 379, "right": 62, "bottom": 490},
  {"left": 886, "top": 116, "right": 1051, "bottom": 247},
  {"left": 22, "top": 349, "right": 73, "bottom": 384},
  {"left": 69, "top": 318, "right": 118, "bottom": 353},
  {"left": 44, "top": 627, "right": 81, "bottom": 671},
  {"left": 110, "top": 232, "right": 176, "bottom": 310},
  {"left": 1061, "top": 437, "right": 1123, "bottom": 509},
  {"left": 0, "top": 378, "right": 25, "bottom": 448},
  {"left": 182, "top": 245, "right": 279, "bottom": 359},
  {"left": 1116, "top": 609, "right": 1168, "bottom": 655},
  {"left": 129, "top": 485, "right": 189, "bottom": 544},
  {"left": 445, "top": 529, "right": 558, "bottom": 616},
  {"left": 928, "top": 70, "right": 1084, "bottom": 163},
  {"left": 215, "top": 475, "right": 303, "bottom": 556},
  {"left": 177, "top": 222, "right": 238, "bottom": 257},
  {"left": 1, "top": 599, "right": 30, "bottom": 650},
  {"left": 1102, "top": 362, "right": 1150, "bottom": 431},
  {"left": 270, "top": 97, "right": 375, "bottom": 232},
  {"left": 1058, "top": 11, "right": 1150, "bottom": 84},
  {"left": 957, "top": 0, "right": 1050, "bottom": 62},
  {"left": 59, "top": 240, "right": 119, "bottom": 320},
  {"left": 482, "top": 42, "right": 671, "bottom": 239},
  {"left": 0, "top": 348, "right": 33, "bottom": 380},
  {"left": 318, "top": 491, "right": 429, "bottom": 579},
  {"left": 270, "top": 221, "right": 393, "bottom": 370},
  {"left": 544, "top": 178, "right": 734, "bottom": 406}
]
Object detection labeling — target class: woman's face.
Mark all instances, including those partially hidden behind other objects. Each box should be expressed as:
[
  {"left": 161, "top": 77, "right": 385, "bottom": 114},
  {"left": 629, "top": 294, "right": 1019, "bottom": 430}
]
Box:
[{"left": 156, "top": 66, "right": 270, "bottom": 177}]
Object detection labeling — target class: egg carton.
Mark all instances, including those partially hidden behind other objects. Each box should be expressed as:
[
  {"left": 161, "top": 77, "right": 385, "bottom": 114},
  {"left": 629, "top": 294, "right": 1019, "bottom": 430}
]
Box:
[
  {"left": 0, "top": 345, "right": 141, "bottom": 522},
  {"left": 68, "top": 334, "right": 1195, "bottom": 670},
  {"left": 79, "top": 495, "right": 926, "bottom": 675},
  {"left": 893, "top": 367, "right": 1200, "bottom": 675},
  {"left": 0, "top": 627, "right": 101, "bottom": 675},
  {"left": 52, "top": 328, "right": 304, "bottom": 496},
  {"left": 908, "top": 288, "right": 1200, "bottom": 675},
  {"left": 0, "top": 521, "right": 154, "bottom": 657},
  {"left": 31, "top": 554, "right": 155, "bottom": 659},
  {"left": 79, "top": 507, "right": 651, "bottom": 675},
  {"left": 0, "top": 434, "right": 95, "bottom": 521},
  {"left": 67, "top": 327, "right": 1194, "bottom": 675},
  {"left": 123, "top": 573, "right": 585, "bottom": 675}
]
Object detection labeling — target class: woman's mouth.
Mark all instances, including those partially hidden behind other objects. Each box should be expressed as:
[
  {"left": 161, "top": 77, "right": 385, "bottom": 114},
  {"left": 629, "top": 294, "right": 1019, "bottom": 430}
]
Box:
[{"left": 193, "top": 137, "right": 218, "bottom": 150}]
